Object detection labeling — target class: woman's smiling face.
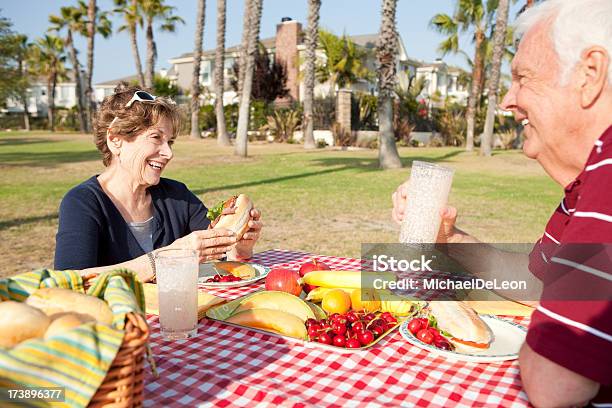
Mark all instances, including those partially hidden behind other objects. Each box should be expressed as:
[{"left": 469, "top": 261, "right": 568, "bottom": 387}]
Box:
[{"left": 117, "top": 116, "right": 175, "bottom": 187}]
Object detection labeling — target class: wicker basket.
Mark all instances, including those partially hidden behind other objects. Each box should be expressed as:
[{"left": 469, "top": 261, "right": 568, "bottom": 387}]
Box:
[{"left": 82, "top": 274, "right": 150, "bottom": 407}]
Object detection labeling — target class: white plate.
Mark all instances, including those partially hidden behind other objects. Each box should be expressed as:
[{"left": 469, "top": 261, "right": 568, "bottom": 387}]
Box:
[
  {"left": 198, "top": 262, "right": 270, "bottom": 288},
  {"left": 399, "top": 315, "right": 527, "bottom": 363}
]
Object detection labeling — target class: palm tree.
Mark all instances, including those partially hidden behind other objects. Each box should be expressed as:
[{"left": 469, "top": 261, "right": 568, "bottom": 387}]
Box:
[
  {"left": 237, "top": 0, "right": 252, "bottom": 98},
  {"left": 302, "top": 0, "right": 321, "bottom": 150},
  {"left": 215, "top": 0, "right": 231, "bottom": 146},
  {"left": 430, "top": 0, "right": 497, "bottom": 151},
  {"left": 141, "top": 0, "right": 185, "bottom": 89},
  {"left": 316, "top": 30, "right": 372, "bottom": 97},
  {"left": 79, "top": 0, "right": 112, "bottom": 132},
  {"left": 235, "top": 0, "right": 263, "bottom": 157},
  {"left": 481, "top": 0, "right": 509, "bottom": 156},
  {"left": 190, "top": 0, "right": 206, "bottom": 139},
  {"left": 114, "top": 0, "right": 145, "bottom": 86},
  {"left": 377, "top": 0, "right": 402, "bottom": 169},
  {"left": 49, "top": 5, "right": 88, "bottom": 133},
  {"left": 31, "top": 35, "right": 67, "bottom": 132}
]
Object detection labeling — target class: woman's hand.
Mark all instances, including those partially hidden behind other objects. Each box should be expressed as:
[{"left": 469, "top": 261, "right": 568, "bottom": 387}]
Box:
[
  {"left": 233, "top": 208, "right": 263, "bottom": 260},
  {"left": 169, "top": 229, "right": 237, "bottom": 263},
  {"left": 391, "top": 181, "right": 464, "bottom": 244}
]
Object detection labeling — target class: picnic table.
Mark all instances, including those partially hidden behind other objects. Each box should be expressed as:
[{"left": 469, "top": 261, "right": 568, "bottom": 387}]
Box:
[{"left": 143, "top": 249, "right": 531, "bottom": 407}]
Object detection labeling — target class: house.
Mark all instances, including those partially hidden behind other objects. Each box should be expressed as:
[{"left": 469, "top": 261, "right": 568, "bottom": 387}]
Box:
[
  {"left": 167, "top": 17, "right": 435, "bottom": 106},
  {"left": 2, "top": 73, "right": 84, "bottom": 117},
  {"left": 415, "top": 59, "right": 469, "bottom": 106}
]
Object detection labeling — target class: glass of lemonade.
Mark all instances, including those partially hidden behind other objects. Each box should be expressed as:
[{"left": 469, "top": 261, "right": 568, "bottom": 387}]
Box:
[
  {"left": 400, "top": 161, "right": 454, "bottom": 245},
  {"left": 155, "top": 248, "right": 198, "bottom": 340}
]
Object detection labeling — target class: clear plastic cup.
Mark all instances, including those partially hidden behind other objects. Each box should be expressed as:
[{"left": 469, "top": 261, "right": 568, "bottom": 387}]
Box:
[
  {"left": 399, "top": 161, "right": 454, "bottom": 245},
  {"left": 155, "top": 249, "right": 198, "bottom": 340}
]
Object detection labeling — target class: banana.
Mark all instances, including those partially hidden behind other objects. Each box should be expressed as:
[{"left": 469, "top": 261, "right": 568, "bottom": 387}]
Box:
[
  {"left": 378, "top": 290, "right": 416, "bottom": 316},
  {"left": 233, "top": 291, "right": 315, "bottom": 322},
  {"left": 226, "top": 309, "right": 307, "bottom": 339},
  {"left": 301, "top": 270, "right": 396, "bottom": 289},
  {"left": 305, "top": 301, "right": 327, "bottom": 320},
  {"left": 305, "top": 287, "right": 352, "bottom": 302}
]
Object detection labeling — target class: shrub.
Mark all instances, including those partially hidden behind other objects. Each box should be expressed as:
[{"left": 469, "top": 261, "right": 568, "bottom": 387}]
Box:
[
  {"left": 199, "top": 104, "right": 216, "bottom": 131},
  {"left": 265, "top": 108, "right": 301, "bottom": 142},
  {"left": 316, "top": 138, "right": 328, "bottom": 148},
  {"left": 331, "top": 122, "right": 355, "bottom": 147}
]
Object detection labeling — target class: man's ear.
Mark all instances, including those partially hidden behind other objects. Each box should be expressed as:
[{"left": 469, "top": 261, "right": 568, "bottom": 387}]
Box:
[
  {"left": 577, "top": 46, "right": 609, "bottom": 108},
  {"left": 106, "top": 132, "right": 123, "bottom": 156}
]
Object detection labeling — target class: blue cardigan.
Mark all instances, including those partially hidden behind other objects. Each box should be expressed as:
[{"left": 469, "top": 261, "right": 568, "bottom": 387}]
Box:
[{"left": 54, "top": 176, "right": 210, "bottom": 270}]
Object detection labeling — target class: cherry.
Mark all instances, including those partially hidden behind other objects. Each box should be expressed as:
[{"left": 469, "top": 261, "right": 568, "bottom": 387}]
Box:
[
  {"left": 358, "top": 330, "right": 375, "bottom": 345},
  {"left": 318, "top": 333, "right": 333, "bottom": 345},
  {"left": 346, "top": 312, "right": 359, "bottom": 323},
  {"left": 332, "top": 334, "right": 346, "bottom": 347},
  {"left": 331, "top": 322, "right": 347, "bottom": 335},
  {"left": 305, "top": 319, "right": 318, "bottom": 329},
  {"left": 408, "top": 319, "right": 422, "bottom": 335},
  {"left": 346, "top": 338, "right": 361, "bottom": 348},
  {"left": 351, "top": 321, "right": 365, "bottom": 333},
  {"left": 416, "top": 329, "right": 434, "bottom": 345},
  {"left": 371, "top": 325, "right": 385, "bottom": 337}
]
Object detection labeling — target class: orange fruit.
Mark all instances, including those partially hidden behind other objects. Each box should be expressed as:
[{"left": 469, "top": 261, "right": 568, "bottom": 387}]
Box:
[
  {"left": 321, "top": 289, "right": 351, "bottom": 314},
  {"left": 350, "top": 288, "right": 381, "bottom": 313}
]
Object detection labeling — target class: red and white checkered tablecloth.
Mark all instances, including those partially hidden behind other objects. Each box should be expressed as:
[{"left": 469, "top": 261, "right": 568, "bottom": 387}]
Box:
[{"left": 144, "top": 250, "right": 531, "bottom": 407}]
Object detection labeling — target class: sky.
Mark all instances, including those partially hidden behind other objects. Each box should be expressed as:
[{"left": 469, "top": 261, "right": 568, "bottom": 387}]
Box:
[{"left": 1, "top": 0, "right": 524, "bottom": 84}]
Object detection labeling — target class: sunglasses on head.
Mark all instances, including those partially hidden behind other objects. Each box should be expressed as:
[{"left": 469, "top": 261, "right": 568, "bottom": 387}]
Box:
[{"left": 125, "top": 90, "right": 157, "bottom": 108}]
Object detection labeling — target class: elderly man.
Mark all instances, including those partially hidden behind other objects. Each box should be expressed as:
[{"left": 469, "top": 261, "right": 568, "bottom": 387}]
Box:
[{"left": 392, "top": 0, "right": 611, "bottom": 406}]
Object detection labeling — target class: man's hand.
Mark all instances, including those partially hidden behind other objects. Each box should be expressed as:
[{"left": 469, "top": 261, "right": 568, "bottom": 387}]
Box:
[
  {"left": 232, "top": 208, "right": 263, "bottom": 260},
  {"left": 391, "top": 181, "right": 465, "bottom": 243},
  {"left": 519, "top": 342, "right": 599, "bottom": 407}
]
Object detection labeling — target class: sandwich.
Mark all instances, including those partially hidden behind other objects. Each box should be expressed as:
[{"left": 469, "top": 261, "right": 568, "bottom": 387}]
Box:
[
  {"left": 426, "top": 301, "right": 494, "bottom": 352},
  {"left": 207, "top": 194, "right": 253, "bottom": 240}
]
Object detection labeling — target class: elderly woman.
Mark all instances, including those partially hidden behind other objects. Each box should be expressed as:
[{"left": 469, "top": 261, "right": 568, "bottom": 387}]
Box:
[{"left": 54, "top": 84, "right": 262, "bottom": 282}]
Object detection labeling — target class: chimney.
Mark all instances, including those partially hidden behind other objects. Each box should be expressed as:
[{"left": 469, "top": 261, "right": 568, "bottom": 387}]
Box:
[{"left": 275, "top": 17, "right": 302, "bottom": 103}]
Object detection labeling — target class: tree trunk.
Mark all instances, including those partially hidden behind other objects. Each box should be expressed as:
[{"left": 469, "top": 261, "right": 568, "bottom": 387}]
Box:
[
  {"left": 18, "top": 58, "right": 30, "bottom": 131},
  {"left": 215, "top": 0, "right": 231, "bottom": 146},
  {"left": 481, "top": 0, "right": 509, "bottom": 157},
  {"left": 67, "top": 30, "right": 87, "bottom": 133},
  {"left": 85, "top": 0, "right": 96, "bottom": 132},
  {"left": 465, "top": 28, "right": 485, "bottom": 152},
  {"left": 237, "top": 0, "right": 252, "bottom": 98},
  {"left": 145, "top": 16, "right": 155, "bottom": 89},
  {"left": 130, "top": 0, "right": 145, "bottom": 87},
  {"left": 21, "top": 94, "right": 30, "bottom": 131},
  {"left": 190, "top": 0, "right": 206, "bottom": 139},
  {"left": 303, "top": 0, "right": 321, "bottom": 150},
  {"left": 47, "top": 75, "right": 55, "bottom": 131},
  {"left": 376, "top": 0, "right": 402, "bottom": 169},
  {"left": 235, "top": 0, "right": 262, "bottom": 157}
]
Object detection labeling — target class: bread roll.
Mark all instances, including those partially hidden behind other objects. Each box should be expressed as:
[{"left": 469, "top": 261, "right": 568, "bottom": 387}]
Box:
[
  {"left": 44, "top": 312, "right": 94, "bottom": 339},
  {"left": 428, "top": 301, "right": 493, "bottom": 351},
  {"left": 26, "top": 288, "right": 113, "bottom": 325},
  {"left": 213, "top": 194, "right": 253, "bottom": 240},
  {"left": 0, "top": 301, "right": 51, "bottom": 348}
]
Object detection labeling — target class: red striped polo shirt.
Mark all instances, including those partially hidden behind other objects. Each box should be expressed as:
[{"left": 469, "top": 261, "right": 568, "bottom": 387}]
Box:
[{"left": 528, "top": 125, "right": 612, "bottom": 404}]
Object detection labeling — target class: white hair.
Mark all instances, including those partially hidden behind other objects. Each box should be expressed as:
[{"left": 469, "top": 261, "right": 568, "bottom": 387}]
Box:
[{"left": 514, "top": 0, "right": 612, "bottom": 85}]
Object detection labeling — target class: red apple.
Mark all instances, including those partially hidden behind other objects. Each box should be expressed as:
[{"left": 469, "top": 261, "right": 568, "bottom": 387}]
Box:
[
  {"left": 265, "top": 268, "right": 302, "bottom": 296},
  {"left": 299, "top": 259, "right": 331, "bottom": 294}
]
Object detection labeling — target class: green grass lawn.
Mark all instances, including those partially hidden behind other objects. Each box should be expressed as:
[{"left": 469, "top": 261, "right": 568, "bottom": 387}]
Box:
[{"left": 0, "top": 131, "right": 562, "bottom": 278}]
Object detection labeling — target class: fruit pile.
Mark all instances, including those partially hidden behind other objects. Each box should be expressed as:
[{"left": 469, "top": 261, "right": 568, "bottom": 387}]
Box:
[
  {"left": 205, "top": 274, "right": 243, "bottom": 283},
  {"left": 305, "top": 311, "right": 398, "bottom": 349},
  {"left": 406, "top": 317, "right": 453, "bottom": 350}
]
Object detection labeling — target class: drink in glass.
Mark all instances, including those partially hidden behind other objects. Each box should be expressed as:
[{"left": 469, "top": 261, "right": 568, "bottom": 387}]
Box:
[
  {"left": 400, "top": 161, "right": 454, "bottom": 245},
  {"left": 155, "top": 248, "right": 198, "bottom": 340}
]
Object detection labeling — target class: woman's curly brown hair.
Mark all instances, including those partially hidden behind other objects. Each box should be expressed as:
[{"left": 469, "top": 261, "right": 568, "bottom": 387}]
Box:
[{"left": 93, "top": 82, "right": 181, "bottom": 166}]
